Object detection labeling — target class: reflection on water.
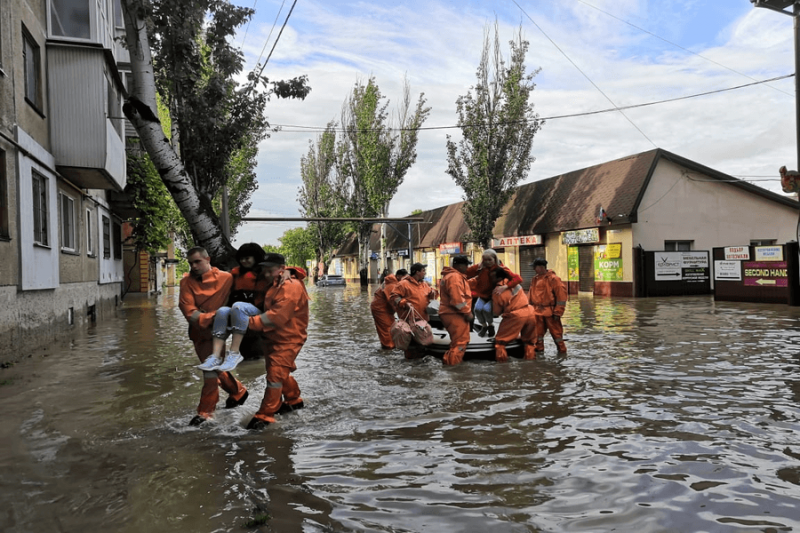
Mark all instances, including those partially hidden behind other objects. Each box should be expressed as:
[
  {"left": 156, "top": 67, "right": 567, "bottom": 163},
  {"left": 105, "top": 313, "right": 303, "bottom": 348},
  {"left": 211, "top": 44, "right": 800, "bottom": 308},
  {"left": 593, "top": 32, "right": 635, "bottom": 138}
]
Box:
[{"left": 2, "top": 287, "right": 800, "bottom": 532}]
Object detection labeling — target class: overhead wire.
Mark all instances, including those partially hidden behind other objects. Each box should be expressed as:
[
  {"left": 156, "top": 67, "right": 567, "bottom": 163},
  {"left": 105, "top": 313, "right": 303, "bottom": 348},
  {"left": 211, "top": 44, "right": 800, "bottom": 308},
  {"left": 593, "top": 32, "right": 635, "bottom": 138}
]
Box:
[
  {"left": 253, "top": 0, "right": 298, "bottom": 80},
  {"left": 239, "top": 0, "right": 259, "bottom": 49},
  {"left": 251, "top": 0, "right": 286, "bottom": 71},
  {"left": 574, "top": 0, "right": 794, "bottom": 98},
  {"left": 267, "top": 73, "right": 792, "bottom": 133},
  {"left": 511, "top": 0, "right": 657, "bottom": 148}
]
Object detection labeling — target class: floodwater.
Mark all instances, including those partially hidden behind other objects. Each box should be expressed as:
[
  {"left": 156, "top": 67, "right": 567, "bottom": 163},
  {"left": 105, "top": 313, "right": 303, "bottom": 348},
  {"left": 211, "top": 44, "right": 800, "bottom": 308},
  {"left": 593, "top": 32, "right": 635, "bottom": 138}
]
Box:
[{"left": 2, "top": 286, "right": 800, "bottom": 533}]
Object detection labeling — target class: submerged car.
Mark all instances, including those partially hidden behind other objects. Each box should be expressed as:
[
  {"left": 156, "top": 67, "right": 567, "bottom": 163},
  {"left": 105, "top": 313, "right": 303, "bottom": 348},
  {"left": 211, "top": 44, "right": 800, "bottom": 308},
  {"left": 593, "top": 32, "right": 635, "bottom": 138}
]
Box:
[{"left": 316, "top": 275, "right": 346, "bottom": 287}]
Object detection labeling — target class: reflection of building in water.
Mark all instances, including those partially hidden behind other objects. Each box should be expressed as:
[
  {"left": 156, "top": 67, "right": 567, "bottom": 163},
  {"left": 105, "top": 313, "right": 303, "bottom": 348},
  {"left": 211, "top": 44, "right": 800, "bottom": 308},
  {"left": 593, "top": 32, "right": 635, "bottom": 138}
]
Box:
[
  {"left": 562, "top": 295, "right": 638, "bottom": 333},
  {"left": 333, "top": 150, "right": 797, "bottom": 304}
]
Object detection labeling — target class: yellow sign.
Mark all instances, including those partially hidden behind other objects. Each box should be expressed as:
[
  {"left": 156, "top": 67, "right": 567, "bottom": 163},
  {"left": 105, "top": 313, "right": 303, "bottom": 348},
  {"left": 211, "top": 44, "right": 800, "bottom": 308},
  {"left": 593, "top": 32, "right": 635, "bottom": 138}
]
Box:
[{"left": 606, "top": 243, "right": 621, "bottom": 259}]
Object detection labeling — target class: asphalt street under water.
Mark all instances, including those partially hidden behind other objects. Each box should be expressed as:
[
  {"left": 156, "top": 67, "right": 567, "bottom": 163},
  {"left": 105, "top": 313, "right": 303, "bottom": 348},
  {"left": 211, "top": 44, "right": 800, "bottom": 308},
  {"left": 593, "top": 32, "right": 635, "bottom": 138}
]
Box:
[{"left": 1, "top": 284, "right": 800, "bottom": 532}]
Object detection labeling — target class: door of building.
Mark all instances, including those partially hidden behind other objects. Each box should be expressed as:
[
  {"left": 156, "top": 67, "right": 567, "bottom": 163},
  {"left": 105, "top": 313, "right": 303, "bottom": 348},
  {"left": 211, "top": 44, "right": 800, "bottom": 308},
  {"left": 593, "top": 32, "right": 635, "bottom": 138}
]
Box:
[
  {"left": 519, "top": 246, "right": 542, "bottom": 291},
  {"left": 578, "top": 246, "right": 594, "bottom": 292}
]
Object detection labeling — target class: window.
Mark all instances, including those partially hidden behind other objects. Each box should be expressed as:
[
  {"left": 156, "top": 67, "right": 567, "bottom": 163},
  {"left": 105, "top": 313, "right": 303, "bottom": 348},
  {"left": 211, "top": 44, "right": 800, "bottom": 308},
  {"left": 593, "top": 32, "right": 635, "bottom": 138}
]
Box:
[
  {"left": 750, "top": 239, "right": 776, "bottom": 246},
  {"left": 50, "top": 0, "right": 91, "bottom": 40},
  {"left": 107, "top": 69, "right": 122, "bottom": 137},
  {"left": 664, "top": 240, "right": 691, "bottom": 252},
  {"left": 60, "top": 192, "right": 77, "bottom": 252},
  {"left": 32, "top": 171, "right": 49, "bottom": 246},
  {"left": 0, "top": 150, "right": 8, "bottom": 238},
  {"left": 86, "top": 208, "right": 94, "bottom": 256},
  {"left": 113, "top": 0, "right": 124, "bottom": 28},
  {"left": 102, "top": 215, "right": 110, "bottom": 258},
  {"left": 22, "top": 27, "right": 42, "bottom": 111},
  {"left": 113, "top": 220, "right": 122, "bottom": 259}
]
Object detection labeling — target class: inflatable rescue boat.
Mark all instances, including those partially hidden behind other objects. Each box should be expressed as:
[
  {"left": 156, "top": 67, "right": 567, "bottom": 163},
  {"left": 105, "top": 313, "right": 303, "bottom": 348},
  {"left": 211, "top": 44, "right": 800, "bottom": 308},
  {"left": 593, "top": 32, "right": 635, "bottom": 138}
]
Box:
[{"left": 424, "top": 301, "right": 523, "bottom": 360}]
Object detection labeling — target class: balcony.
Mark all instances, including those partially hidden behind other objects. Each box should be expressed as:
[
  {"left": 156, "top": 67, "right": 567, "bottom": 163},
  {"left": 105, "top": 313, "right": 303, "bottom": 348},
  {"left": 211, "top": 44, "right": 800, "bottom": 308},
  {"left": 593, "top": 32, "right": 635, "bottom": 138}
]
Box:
[{"left": 46, "top": 41, "right": 126, "bottom": 191}]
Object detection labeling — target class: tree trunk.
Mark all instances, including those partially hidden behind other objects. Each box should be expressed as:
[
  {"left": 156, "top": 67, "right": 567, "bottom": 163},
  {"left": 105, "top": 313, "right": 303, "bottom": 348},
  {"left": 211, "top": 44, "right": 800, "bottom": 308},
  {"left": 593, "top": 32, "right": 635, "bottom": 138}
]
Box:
[{"left": 120, "top": 0, "right": 235, "bottom": 268}]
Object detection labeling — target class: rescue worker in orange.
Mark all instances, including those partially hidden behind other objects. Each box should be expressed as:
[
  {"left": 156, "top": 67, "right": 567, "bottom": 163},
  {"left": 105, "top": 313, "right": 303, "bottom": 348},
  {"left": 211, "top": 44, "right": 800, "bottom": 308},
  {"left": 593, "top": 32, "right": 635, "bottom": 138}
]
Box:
[
  {"left": 370, "top": 268, "right": 409, "bottom": 349},
  {"left": 528, "top": 258, "right": 568, "bottom": 356},
  {"left": 439, "top": 256, "right": 474, "bottom": 366},
  {"left": 465, "top": 249, "right": 523, "bottom": 338},
  {"left": 179, "top": 247, "right": 249, "bottom": 427},
  {"left": 489, "top": 268, "right": 537, "bottom": 362},
  {"left": 390, "top": 262, "right": 437, "bottom": 360},
  {"left": 246, "top": 253, "right": 309, "bottom": 430}
]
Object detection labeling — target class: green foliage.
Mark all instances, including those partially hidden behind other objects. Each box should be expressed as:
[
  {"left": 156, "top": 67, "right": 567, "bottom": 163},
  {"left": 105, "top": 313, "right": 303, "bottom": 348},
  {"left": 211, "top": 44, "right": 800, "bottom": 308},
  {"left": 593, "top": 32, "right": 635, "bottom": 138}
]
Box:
[
  {"left": 125, "top": 141, "right": 184, "bottom": 253},
  {"left": 279, "top": 227, "right": 315, "bottom": 267},
  {"left": 262, "top": 244, "right": 281, "bottom": 255},
  {"left": 446, "top": 24, "right": 543, "bottom": 248},
  {"left": 410, "top": 209, "right": 423, "bottom": 216}
]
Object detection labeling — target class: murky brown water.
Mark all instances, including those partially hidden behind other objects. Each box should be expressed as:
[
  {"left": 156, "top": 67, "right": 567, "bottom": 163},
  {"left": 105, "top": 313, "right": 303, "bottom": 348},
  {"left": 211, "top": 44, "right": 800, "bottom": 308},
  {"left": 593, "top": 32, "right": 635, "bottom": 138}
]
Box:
[{"left": 2, "top": 286, "right": 800, "bottom": 532}]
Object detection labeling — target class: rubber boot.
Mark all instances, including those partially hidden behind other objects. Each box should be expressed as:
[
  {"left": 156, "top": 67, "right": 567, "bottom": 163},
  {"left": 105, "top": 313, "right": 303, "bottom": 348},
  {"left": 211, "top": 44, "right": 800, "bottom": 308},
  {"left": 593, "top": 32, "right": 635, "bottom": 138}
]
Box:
[
  {"left": 218, "top": 371, "right": 247, "bottom": 406},
  {"left": 495, "top": 344, "right": 509, "bottom": 362},
  {"left": 524, "top": 344, "right": 537, "bottom": 360},
  {"left": 251, "top": 382, "right": 283, "bottom": 426}
]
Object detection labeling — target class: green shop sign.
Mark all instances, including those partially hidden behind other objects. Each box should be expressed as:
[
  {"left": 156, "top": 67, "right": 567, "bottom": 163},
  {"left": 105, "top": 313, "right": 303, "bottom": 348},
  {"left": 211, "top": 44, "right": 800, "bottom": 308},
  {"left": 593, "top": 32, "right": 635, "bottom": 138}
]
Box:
[
  {"left": 568, "top": 247, "right": 579, "bottom": 281},
  {"left": 594, "top": 246, "right": 624, "bottom": 281}
]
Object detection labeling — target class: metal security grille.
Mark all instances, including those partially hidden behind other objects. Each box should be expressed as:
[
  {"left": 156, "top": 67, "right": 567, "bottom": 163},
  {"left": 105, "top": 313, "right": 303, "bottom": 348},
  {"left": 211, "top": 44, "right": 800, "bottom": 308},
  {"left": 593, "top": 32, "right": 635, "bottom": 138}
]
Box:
[
  {"left": 519, "top": 246, "right": 543, "bottom": 291},
  {"left": 578, "top": 246, "right": 594, "bottom": 292}
]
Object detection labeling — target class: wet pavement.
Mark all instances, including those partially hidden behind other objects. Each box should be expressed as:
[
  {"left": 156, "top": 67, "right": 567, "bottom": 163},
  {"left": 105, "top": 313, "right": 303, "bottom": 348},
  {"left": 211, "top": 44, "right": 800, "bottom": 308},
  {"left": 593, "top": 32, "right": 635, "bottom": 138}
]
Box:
[{"left": 1, "top": 286, "right": 800, "bottom": 532}]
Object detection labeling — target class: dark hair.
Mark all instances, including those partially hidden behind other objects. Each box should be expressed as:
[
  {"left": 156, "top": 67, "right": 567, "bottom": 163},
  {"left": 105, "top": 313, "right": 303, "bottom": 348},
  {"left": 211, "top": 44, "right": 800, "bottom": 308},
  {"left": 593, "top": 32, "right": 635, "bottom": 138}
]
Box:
[
  {"left": 260, "top": 252, "right": 286, "bottom": 266},
  {"left": 236, "top": 242, "right": 267, "bottom": 264},
  {"left": 395, "top": 268, "right": 408, "bottom": 277},
  {"left": 186, "top": 246, "right": 208, "bottom": 258},
  {"left": 491, "top": 267, "right": 511, "bottom": 280},
  {"left": 410, "top": 263, "right": 426, "bottom": 275}
]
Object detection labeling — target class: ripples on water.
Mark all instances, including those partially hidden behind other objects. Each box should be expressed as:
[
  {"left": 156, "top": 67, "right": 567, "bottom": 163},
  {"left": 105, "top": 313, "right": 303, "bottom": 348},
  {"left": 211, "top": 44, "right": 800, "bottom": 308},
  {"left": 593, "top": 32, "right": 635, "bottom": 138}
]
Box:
[{"left": 1, "top": 287, "right": 800, "bottom": 532}]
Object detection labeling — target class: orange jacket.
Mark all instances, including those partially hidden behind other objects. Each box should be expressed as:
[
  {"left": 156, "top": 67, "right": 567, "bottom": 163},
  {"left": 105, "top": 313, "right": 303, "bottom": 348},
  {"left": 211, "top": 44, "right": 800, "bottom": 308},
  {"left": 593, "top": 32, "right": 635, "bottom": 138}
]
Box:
[
  {"left": 390, "top": 276, "right": 436, "bottom": 321},
  {"left": 438, "top": 267, "right": 472, "bottom": 316},
  {"left": 492, "top": 283, "right": 530, "bottom": 318},
  {"left": 229, "top": 266, "right": 270, "bottom": 308},
  {"left": 465, "top": 263, "right": 522, "bottom": 300},
  {"left": 249, "top": 277, "right": 309, "bottom": 345},
  {"left": 529, "top": 270, "right": 568, "bottom": 317},
  {"left": 179, "top": 268, "right": 233, "bottom": 341},
  {"left": 371, "top": 274, "right": 399, "bottom": 314}
]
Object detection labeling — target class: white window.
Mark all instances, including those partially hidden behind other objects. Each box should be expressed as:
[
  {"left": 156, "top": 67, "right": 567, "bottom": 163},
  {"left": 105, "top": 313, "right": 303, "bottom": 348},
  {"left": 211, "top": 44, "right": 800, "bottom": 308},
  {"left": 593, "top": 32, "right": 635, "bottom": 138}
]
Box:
[
  {"left": 50, "top": 0, "right": 91, "bottom": 40},
  {"left": 664, "top": 240, "right": 691, "bottom": 252},
  {"left": 86, "top": 208, "right": 94, "bottom": 256},
  {"left": 60, "top": 192, "right": 77, "bottom": 252},
  {"left": 32, "top": 171, "right": 49, "bottom": 246},
  {"left": 750, "top": 239, "right": 776, "bottom": 246}
]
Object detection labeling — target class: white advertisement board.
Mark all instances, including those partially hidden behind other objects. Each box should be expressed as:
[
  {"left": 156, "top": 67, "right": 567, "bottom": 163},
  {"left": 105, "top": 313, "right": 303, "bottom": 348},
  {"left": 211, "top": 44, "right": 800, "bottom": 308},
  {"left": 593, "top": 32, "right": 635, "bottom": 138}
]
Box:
[
  {"left": 754, "top": 246, "right": 783, "bottom": 262},
  {"left": 724, "top": 246, "right": 750, "bottom": 260},
  {"left": 714, "top": 260, "right": 742, "bottom": 281}
]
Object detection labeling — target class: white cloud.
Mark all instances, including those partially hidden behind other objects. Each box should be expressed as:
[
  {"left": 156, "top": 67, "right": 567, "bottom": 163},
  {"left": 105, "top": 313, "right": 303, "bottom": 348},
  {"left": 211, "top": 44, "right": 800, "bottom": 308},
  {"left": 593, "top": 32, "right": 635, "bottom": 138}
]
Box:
[{"left": 230, "top": 0, "right": 797, "bottom": 248}]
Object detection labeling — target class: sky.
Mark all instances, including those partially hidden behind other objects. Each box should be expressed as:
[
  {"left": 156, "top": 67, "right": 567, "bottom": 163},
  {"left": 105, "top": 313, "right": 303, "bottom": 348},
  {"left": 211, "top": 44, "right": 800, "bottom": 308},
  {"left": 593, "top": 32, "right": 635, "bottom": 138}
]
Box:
[{"left": 226, "top": 0, "right": 797, "bottom": 247}]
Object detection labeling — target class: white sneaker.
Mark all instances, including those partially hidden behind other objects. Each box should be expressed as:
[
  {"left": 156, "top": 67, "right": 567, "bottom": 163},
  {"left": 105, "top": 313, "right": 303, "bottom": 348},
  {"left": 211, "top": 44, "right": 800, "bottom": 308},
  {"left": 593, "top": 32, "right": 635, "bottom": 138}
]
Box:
[
  {"left": 216, "top": 351, "right": 243, "bottom": 372},
  {"left": 197, "top": 355, "right": 222, "bottom": 371}
]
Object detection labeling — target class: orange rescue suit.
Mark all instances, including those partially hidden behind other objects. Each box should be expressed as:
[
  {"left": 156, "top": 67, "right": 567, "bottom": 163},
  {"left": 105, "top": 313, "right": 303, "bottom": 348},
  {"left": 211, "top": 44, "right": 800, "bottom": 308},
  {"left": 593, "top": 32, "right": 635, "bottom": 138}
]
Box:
[
  {"left": 492, "top": 284, "right": 536, "bottom": 361},
  {"left": 179, "top": 268, "right": 247, "bottom": 418},
  {"left": 528, "top": 269, "right": 568, "bottom": 354},
  {"left": 465, "top": 263, "right": 523, "bottom": 300},
  {"left": 229, "top": 266, "right": 270, "bottom": 308},
  {"left": 390, "top": 276, "right": 436, "bottom": 359},
  {"left": 371, "top": 274, "right": 400, "bottom": 349},
  {"left": 248, "top": 277, "right": 309, "bottom": 423},
  {"left": 439, "top": 266, "right": 472, "bottom": 366}
]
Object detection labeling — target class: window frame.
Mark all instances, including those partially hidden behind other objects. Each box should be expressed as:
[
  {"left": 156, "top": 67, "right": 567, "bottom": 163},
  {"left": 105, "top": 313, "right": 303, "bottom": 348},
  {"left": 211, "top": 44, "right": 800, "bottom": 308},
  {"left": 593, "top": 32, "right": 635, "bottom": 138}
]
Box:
[
  {"left": 102, "top": 215, "right": 110, "bottom": 258},
  {"left": 59, "top": 191, "right": 78, "bottom": 253},
  {"left": 664, "top": 240, "right": 692, "bottom": 252},
  {"left": 32, "top": 171, "right": 49, "bottom": 247},
  {"left": 22, "top": 26, "right": 43, "bottom": 113},
  {"left": 0, "top": 149, "right": 8, "bottom": 239},
  {"left": 750, "top": 239, "right": 777, "bottom": 246},
  {"left": 86, "top": 207, "right": 94, "bottom": 256}
]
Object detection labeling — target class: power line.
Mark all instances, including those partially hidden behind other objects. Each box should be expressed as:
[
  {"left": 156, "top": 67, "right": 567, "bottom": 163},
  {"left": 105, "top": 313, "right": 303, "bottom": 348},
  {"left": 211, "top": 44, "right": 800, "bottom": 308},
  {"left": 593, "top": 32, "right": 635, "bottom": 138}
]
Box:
[
  {"left": 253, "top": 0, "right": 298, "bottom": 81},
  {"left": 574, "top": 0, "right": 793, "bottom": 98},
  {"left": 511, "top": 0, "right": 657, "bottom": 148},
  {"left": 268, "top": 73, "right": 793, "bottom": 133},
  {"left": 239, "top": 0, "right": 259, "bottom": 49},
  {"left": 252, "top": 0, "right": 286, "bottom": 70}
]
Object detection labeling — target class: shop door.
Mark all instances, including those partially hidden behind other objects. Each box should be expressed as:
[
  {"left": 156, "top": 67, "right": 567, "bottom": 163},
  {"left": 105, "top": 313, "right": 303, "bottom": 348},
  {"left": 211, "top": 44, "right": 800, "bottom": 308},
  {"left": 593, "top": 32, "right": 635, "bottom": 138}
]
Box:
[
  {"left": 519, "top": 247, "right": 541, "bottom": 291},
  {"left": 578, "top": 246, "right": 594, "bottom": 292}
]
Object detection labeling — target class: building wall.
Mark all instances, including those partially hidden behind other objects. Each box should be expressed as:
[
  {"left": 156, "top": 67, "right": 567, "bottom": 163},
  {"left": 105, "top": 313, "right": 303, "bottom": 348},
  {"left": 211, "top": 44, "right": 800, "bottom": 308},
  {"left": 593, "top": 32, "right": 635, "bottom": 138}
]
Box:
[
  {"left": 633, "top": 159, "right": 797, "bottom": 251},
  {"left": 12, "top": 0, "right": 50, "bottom": 150},
  {"left": 0, "top": 137, "right": 19, "bottom": 287},
  {"left": 0, "top": 281, "right": 120, "bottom": 362}
]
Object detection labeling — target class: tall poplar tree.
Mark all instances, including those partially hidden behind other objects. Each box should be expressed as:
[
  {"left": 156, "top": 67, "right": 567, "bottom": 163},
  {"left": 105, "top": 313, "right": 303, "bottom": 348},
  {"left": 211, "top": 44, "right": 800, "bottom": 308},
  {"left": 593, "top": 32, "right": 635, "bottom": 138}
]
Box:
[
  {"left": 446, "top": 24, "right": 543, "bottom": 248},
  {"left": 335, "top": 77, "right": 430, "bottom": 281}
]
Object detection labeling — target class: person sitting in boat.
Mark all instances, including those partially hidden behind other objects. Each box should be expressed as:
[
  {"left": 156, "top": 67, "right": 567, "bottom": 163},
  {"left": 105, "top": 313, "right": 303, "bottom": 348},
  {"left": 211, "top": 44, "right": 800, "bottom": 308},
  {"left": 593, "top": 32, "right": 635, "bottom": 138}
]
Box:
[
  {"left": 370, "top": 268, "right": 409, "bottom": 350},
  {"left": 490, "top": 268, "right": 537, "bottom": 362},
  {"left": 390, "top": 263, "right": 437, "bottom": 360},
  {"left": 439, "top": 256, "right": 474, "bottom": 366},
  {"left": 465, "top": 249, "right": 523, "bottom": 338}
]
